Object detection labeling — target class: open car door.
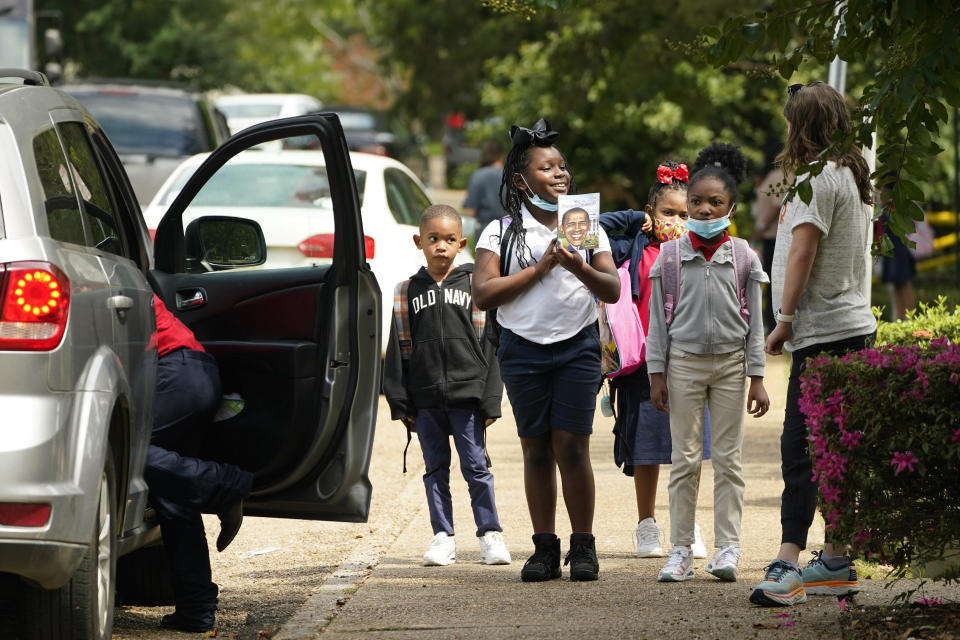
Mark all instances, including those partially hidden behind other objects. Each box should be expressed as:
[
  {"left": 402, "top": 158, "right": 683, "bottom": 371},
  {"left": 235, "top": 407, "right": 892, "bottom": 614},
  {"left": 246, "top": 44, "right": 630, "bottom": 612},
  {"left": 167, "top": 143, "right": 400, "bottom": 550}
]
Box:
[{"left": 150, "top": 115, "right": 380, "bottom": 521}]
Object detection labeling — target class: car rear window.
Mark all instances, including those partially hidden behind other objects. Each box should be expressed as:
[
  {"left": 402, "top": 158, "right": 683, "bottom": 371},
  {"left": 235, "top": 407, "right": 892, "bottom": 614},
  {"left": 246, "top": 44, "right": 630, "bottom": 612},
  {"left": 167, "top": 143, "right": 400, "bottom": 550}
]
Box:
[
  {"left": 218, "top": 103, "right": 283, "bottom": 119},
  {"left": 158, "top": 163, "right": 367, "bottom": 209},
  {"left": 68, "top": 90, "right": 208, "bottom": 158}
]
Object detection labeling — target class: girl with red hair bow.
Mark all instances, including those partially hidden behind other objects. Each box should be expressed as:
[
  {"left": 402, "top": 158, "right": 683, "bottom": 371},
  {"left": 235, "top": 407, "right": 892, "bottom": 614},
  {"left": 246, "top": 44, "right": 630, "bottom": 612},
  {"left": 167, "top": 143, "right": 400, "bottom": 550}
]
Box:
[{"left": 599, "top": 160, "right": 711, "bottom": 562}]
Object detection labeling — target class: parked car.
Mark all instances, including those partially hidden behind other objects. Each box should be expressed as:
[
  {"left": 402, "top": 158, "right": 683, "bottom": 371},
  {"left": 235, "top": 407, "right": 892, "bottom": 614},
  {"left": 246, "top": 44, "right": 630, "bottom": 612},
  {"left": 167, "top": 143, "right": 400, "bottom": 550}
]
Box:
[
  {"left": 143, "top": 149, "right": 469, "bottom": 354},
  {"left": 0, "top": 69, "right": 380, "bottom": 640},
  {"left": 215, "top": 93, "right": 324, "bottom": 135},
  {"left": 59, "top": 79, "right": 231, "bottom": 208},
  {"left": 285, "top": 105, "right": 398, "bottom": 157}
]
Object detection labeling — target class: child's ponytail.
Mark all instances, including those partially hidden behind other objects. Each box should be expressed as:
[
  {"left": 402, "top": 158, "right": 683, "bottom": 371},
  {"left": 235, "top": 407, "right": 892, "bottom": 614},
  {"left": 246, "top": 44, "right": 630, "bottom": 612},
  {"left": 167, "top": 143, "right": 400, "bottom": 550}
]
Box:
[{"left": 689, "top": 142, "right": 748, "bottom": 201}]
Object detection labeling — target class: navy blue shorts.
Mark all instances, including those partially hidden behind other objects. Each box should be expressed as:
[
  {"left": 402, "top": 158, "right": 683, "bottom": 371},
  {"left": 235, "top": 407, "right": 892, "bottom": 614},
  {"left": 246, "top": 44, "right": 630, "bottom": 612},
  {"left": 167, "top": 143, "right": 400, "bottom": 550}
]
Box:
[{"left": 497, "top": 324, "right": 602, "bottom": 438}]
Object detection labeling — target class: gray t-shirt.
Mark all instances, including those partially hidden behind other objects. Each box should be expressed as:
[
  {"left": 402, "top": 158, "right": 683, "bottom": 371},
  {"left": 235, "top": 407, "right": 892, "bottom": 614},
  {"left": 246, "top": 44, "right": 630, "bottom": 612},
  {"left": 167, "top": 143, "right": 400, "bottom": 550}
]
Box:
[
  {"left": 771, "top": 161, "right": 877, "bottom": 351},
  {"left": 463, "top": 165, "right": 508, "bottom": 229}
]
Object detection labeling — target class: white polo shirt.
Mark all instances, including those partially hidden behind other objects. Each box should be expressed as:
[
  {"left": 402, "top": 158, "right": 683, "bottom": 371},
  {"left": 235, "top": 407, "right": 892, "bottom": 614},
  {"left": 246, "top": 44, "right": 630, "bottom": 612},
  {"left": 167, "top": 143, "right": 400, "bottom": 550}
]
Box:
[{"left": 476, "top": 204, "right": 611, "bottom": 345}]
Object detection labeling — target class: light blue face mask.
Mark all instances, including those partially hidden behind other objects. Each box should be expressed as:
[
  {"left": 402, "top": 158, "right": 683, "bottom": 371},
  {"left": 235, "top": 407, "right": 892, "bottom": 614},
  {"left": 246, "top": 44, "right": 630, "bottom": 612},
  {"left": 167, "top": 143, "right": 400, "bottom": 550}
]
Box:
[
  {"left": 685, "top": 205, "right": 735, "bottom": 238},
  {"left": 521, "top": 176, "right": 558, "bottom": 212}
]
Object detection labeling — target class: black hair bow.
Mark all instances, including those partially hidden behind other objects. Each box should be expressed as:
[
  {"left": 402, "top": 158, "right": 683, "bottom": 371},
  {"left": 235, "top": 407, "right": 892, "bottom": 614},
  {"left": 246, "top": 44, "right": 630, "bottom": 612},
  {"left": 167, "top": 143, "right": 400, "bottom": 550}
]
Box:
[{"left": 509, "top": 118, "right": 559, "bottom": 147}]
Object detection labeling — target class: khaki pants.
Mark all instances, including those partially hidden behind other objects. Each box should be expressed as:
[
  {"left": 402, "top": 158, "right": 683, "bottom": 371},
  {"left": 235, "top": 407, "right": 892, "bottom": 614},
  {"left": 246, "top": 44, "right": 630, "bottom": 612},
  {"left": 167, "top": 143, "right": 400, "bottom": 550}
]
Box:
[{"left": 666, "top": 347, "right": 747, "bottom": 549}]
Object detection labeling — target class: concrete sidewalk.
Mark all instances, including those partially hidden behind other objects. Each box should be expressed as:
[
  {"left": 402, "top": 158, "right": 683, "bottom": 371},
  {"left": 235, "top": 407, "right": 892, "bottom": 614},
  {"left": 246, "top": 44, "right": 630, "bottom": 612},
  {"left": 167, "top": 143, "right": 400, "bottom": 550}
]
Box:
[{"left": 283, "top": 354, "right": 959, "bottom": 639}]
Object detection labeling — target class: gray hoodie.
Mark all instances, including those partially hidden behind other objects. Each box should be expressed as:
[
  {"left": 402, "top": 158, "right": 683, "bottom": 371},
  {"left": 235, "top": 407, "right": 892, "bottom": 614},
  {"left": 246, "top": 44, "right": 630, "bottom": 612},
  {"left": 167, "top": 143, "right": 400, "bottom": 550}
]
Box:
[{"left": 646, "top": 234, "right": 769, "bottom": 377}]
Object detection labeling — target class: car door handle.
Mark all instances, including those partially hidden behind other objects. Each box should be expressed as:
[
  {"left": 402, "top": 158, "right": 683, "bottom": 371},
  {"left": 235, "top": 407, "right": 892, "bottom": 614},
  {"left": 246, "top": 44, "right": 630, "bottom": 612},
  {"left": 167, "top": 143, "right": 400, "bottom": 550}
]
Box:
[
  {"left": 176, "top": 290, "right": 206, "bottom": 311},
  {"left": 107, "top": 295, "right": 134, "bottom": 310}
]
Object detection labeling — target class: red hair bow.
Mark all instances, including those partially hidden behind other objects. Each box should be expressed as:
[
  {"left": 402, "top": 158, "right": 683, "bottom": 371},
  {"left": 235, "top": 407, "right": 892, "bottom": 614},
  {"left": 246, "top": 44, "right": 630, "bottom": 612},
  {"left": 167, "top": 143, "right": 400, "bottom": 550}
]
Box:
[{"left": 657, "top": 163, "right": 689, "bottom": 184}]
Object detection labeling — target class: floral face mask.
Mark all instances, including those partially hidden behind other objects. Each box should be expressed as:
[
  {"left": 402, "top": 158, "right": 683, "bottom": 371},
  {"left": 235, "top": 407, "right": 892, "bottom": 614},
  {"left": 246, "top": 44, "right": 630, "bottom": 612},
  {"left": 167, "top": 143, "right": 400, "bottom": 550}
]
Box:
[{"left": 653, "top": 216, "right": 687, "bottom": 242}]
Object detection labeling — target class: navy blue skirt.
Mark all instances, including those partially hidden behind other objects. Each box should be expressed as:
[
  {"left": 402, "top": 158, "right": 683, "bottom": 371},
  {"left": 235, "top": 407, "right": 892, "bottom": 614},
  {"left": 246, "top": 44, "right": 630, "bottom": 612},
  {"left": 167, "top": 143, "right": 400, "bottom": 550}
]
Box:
[{"left": 611, "top": 364, "right": 711, "bottom": 475}]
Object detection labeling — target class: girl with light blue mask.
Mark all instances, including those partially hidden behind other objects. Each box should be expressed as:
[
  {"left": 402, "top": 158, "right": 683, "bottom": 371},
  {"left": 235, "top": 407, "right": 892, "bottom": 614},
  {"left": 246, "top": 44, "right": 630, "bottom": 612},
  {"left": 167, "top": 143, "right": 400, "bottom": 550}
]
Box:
[{"left": 646, "top": 141, "right": 771, "bottom": 586}]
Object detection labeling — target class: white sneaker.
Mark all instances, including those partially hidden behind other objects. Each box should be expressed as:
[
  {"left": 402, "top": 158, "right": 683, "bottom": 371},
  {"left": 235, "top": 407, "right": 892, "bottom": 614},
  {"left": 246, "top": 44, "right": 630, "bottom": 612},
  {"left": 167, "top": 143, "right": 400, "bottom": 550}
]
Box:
[
  {"left": 422, "top": 532, "right": 456, "bottom": 566},
  {"left": 692, "top": 523, "right": 707, "bottom": 559},
  {"left": 657, "top": 546, "right": 695, "bottom": 582},
  {"left": 633, "top": 517, "right": 665, "bottom": 557},
  {"left": 706, "top": 545, "right": 741, "bottom": 582},
  {"left": 478, "top": 531, "right": 511, "bottom": 565}
]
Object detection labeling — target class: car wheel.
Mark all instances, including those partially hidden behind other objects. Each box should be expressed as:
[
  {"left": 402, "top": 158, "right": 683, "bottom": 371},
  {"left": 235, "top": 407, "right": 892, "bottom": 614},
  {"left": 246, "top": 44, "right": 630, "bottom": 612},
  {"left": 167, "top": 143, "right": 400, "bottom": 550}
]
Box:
[
  {"left": 116, "top": 543, "right": 175, "bottom": 606},
  {"left": 23, "top": 448, "right": 117, "bottom": 640}
]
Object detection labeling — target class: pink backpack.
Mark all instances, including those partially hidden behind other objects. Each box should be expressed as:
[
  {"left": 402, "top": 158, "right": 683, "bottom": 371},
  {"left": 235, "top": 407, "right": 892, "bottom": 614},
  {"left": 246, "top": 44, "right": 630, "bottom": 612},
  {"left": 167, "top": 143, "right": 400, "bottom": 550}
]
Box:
[
  {"left": 598, "top": 259, "right": 646, "bottom": 379},
  {"left": 661, "top": 236, "right": 752, "bottom": 327}
]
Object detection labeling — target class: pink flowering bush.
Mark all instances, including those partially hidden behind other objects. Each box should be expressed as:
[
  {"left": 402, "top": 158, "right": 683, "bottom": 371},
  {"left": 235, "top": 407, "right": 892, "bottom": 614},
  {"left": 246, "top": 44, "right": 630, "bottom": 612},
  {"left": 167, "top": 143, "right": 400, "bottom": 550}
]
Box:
[{"left": 800, "top": 336, "right": 960, "bottom": 580}]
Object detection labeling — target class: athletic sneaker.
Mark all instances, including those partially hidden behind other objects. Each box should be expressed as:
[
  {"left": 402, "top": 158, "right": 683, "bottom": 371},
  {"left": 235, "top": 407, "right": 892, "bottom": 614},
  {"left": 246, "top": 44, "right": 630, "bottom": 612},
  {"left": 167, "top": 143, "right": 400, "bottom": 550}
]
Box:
[
  {"left": 658, "top": 546, "right": 695, "bottom": 582},
  {"left": 705, "top": 545, "right": 741, "bottom": 582},
  {"left": 565, "top": 533, "right": 600, "bottom": 581},
  {"left": 521, "top": 533, "right": 561, "bottom": 582},
  {"left": 692, "top": 522, "right": 707, "bottom": 559},
  {"left": 634, "top": 517, "right": 665, "bottom": 558},
  {"left": 479, "top": 531, "right": 512, "bottom": 565},
  {"left": 749, "top": 559, "right": 807, "bottom": 606},
  {"left": 802, "top": 550, "right": 860, "bottom": 595},
  {"left": 422, "top": 532, "right": 456, "bottom": 566}
]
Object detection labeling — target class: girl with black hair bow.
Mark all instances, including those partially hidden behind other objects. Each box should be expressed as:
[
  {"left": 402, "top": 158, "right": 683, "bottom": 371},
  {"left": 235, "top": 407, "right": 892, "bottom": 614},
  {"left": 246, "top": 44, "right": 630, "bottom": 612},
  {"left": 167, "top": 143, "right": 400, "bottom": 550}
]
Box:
[{"left": 472, "top": 118, "right": 620, "bottom": 583}]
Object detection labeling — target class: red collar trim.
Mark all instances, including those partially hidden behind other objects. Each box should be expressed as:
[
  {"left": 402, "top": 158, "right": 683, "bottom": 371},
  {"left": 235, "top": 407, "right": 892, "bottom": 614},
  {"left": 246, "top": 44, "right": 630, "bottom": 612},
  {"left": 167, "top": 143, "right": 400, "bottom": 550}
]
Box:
[{"left": 688, "top": 229, "right": 730, "bottom": 253}]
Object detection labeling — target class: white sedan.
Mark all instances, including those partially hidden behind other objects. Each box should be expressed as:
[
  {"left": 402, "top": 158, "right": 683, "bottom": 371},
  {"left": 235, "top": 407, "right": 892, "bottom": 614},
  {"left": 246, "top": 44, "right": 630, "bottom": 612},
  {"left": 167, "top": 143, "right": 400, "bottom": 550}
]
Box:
[{"left": 143, "top": 150, "right": 470, "bottom": 353}]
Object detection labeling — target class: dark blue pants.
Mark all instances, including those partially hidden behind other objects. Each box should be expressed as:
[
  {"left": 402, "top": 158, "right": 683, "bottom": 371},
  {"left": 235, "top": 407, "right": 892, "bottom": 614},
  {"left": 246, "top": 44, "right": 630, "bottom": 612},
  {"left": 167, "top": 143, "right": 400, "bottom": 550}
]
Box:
[
  {"left": 148, "top": 349, "right": 250, "bottom": 627},
  {"left": 780, "top": 333, "right": 874, "bottom": 548},
  {"left": 416, "top": 407, "right": 502, "bottom": 538}
]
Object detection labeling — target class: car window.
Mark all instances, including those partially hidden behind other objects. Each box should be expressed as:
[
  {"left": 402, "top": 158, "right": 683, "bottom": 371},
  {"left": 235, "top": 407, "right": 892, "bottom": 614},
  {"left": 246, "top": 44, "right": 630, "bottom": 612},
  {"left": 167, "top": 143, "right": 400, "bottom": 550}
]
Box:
[
  {"left": 57, "top": 122, "right": 124, "bottom": 255},
  {"left": 33, "top": 127, "right": 85, "bottom": 245},
  {"left": 67, "top": 90, "right": 208, "bottom": 157},
  {"left": 384, "top": 168, "right": 430, "bottom": 226},
  {"left": 217, "top": 103, "right": 282, "bottom": 119}
]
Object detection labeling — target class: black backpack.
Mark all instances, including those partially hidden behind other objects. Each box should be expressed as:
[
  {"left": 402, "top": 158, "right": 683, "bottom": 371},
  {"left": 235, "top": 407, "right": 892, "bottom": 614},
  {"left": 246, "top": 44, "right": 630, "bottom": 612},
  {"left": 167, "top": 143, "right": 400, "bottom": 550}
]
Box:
[{"left": 485, "top": 216, "right": 517, "bottom": 348}]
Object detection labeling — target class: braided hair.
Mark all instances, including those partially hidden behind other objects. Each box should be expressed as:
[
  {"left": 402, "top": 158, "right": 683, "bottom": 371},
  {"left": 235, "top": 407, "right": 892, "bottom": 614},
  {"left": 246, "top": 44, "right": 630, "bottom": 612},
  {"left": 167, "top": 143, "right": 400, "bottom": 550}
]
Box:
[
  {"left": 496, "top": 123, "right": 575, "bottom": 269},
  {"left": 689, "top": 142, "right": 748, "bottom": 203},
  {"left": 647, "top": 160, "right": 689, "bottom": 209}
]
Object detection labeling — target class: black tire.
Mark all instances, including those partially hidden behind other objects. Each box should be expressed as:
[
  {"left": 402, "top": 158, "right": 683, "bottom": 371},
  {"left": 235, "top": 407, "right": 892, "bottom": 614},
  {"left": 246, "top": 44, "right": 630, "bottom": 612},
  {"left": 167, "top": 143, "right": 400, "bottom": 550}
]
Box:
[
  {"left": 23, "top": 448, "right": 118, "bottom": 640},
  {"left": 116, "top": 543, "right": 175, "bottom": 606}
]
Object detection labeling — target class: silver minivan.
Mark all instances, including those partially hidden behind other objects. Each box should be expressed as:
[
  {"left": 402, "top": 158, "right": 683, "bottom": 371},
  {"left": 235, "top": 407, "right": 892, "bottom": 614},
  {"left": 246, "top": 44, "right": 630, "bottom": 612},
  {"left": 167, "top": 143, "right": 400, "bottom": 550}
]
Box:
[{"left": 0, "top": 69, "right": 381, "bottom": 640}]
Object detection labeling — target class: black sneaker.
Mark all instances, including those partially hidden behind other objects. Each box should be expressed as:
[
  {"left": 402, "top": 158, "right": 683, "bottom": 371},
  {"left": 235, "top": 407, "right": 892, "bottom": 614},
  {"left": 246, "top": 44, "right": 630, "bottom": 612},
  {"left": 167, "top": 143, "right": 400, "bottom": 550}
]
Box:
[
  {"left": 565, "top": 533, "right": 599, "bottom": 581},
  {"left": 160, "top": 612, "right": 214, "bottom": 633},
  {"left": 520, "top": 533, "right": 561, "bottom": 582}
]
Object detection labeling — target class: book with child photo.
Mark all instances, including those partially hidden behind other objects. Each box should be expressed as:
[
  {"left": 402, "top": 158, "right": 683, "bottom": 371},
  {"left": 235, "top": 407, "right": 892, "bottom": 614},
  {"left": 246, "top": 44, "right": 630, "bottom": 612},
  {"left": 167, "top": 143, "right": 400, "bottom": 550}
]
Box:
[{"left": 557, "top": 193, "right": 600, "bottom": 251}]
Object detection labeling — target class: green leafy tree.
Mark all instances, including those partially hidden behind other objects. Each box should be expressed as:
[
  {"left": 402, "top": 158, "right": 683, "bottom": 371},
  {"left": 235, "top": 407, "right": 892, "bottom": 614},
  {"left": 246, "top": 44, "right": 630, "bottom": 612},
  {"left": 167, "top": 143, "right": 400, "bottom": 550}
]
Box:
[
  {"left": 474, "top": 0, "right": 785, "bottom": 211},
  {"left": 43, "top": 0, "right": 251, "bottom": 89},
  {"left": 683, "top": 0, "right": 960, "bottom": 240}
]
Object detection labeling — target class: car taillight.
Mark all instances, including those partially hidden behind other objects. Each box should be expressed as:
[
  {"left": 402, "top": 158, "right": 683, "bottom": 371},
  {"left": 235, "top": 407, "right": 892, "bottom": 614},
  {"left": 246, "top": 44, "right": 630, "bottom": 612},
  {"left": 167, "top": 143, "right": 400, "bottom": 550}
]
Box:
[
  {"left": 0, "top": 262, "right": 70, "bottom": 351},
  {"left": 0, "top": 503, "right": 51, "bottom": 527},
  {"left": 298, "top": 234, "right": 375, "bottom": 260}
]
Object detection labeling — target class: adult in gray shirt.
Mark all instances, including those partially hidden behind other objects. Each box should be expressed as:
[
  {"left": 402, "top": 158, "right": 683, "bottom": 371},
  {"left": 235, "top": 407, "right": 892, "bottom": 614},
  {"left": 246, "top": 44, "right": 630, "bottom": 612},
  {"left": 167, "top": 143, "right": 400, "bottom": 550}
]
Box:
[
  {"left": 463, "top": 139, "right": 509, "bottom": 235},
  {"left": 750, "top": 81, "right": 877, "bottom": 608}
]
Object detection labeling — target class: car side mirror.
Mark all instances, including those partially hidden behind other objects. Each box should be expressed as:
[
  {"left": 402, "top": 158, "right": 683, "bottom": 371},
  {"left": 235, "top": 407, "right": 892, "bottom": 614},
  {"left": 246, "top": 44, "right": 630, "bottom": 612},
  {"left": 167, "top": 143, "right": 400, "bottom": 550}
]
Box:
[{"left": 184, "top": 216, "right": 267, "bottom": 272}]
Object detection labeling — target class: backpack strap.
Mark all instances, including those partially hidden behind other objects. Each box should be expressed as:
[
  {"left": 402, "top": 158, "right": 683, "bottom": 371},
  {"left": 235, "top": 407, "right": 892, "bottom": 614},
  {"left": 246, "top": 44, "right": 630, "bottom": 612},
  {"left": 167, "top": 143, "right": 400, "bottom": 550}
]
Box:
[
  {"left": 661, "top": 239, "right": 681, "bottom": 327},
  {"left": 729, "top": 237, "right": 751, "bottom": 324},
  {"left": 498, "top": 216, "right": 515, "bottom": 277},
  {"left": 466, "top": 272, "right": 486, "bottom": 341},
  {"left": 393, "top": 279, "right": 413, "bottom": 361}
]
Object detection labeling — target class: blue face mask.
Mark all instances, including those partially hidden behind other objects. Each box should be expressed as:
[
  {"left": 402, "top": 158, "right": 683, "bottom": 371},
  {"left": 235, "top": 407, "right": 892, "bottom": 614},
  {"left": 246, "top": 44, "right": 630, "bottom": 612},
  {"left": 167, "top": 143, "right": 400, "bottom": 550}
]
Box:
[
  {"left": 521, "top": 176, "right": 558, "bottom": 212},
  {"left": 685, "top": 205, "right": 734, "bottom": 238}
]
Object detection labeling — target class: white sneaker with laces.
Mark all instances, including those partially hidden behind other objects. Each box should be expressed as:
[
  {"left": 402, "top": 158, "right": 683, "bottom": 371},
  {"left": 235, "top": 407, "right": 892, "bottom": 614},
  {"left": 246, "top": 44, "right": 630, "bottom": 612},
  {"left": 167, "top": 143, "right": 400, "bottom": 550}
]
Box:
[
  {"left": 706, "top": 545, "right": 741, "bottom": 582},
  {"left": 657, "top": 546, "right": 695, "bottom": 582},
  {"left": 633, "top": 517, "right": 665, "bottom": 558},
  {"left": 692, "top": 523, "right": 707, "bottom": 559},
  {"left": 478, "top": 531, "right": 511, "bottom": 565},
  {"left": 423, "top": 532, "right": 456, "bottom": 566}
]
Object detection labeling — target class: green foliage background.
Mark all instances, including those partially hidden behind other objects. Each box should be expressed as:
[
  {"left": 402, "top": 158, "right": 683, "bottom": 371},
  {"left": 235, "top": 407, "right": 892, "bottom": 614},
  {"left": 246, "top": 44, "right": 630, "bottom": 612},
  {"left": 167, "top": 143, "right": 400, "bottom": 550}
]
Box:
[{"left": 39, "top": 0, "right": 960, "bottom": 218}]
